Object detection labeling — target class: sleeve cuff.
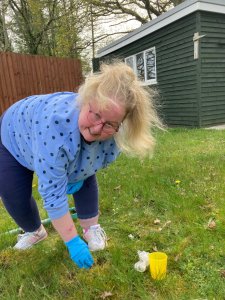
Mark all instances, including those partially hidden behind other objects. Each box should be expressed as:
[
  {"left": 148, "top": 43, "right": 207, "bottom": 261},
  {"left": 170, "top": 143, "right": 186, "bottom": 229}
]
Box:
[{"left": 45, "top": 201, "right": 69, "bottom": 220}]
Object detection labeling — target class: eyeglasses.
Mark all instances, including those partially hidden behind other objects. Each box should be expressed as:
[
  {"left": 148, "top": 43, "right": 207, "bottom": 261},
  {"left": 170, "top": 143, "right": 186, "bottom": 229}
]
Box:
[{"left": 87, "top": 104, "right": 121, "bottom": 134}]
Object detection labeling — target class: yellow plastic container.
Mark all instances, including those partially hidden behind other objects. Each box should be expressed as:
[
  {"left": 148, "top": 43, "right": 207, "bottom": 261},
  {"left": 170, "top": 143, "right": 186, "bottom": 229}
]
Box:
[{"left": 149, "top": 252, "right": 167, "bottom": 280}]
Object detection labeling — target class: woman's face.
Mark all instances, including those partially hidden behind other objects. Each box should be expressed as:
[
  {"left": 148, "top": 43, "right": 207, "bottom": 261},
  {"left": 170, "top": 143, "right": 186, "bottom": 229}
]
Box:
[{"left": 78, "top": 100, "right": 126, "bottom": 142}]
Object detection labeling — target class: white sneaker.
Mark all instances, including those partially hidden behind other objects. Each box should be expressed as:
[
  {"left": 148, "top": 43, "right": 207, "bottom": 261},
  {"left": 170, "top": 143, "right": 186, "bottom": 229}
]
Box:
[
  {"left": 83, "top": 224, "right": 107, "bottom": 251},
  {"left": 14, "top": 224, "right": 48, "bottom": 250}
]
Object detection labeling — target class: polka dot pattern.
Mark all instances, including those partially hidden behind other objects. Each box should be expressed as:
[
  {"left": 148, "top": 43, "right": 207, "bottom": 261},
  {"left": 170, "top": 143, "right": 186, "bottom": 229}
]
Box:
[{"left": 1, "top": 92, "right": 120, "bottom": 219}]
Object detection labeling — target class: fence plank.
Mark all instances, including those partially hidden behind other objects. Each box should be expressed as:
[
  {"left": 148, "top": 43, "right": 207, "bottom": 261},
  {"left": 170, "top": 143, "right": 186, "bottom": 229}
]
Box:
[
  {"left": 6, "top": 53, "right": 16, "bottom": 106},
  {"left": 10, "top": 53, "right": 23, "bottom": 100},
  {"left": 0, "top": 52, "right": 83, "bottom": 114},
  {"left": 0, "top": 54, "right": 11, "bottom": 110}
]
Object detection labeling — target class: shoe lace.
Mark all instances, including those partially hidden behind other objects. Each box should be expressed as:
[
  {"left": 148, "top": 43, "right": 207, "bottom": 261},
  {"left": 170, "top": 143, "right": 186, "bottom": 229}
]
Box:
[
  {"left": 17, "top": 231, "right": 37, "bottom": 242},
  {"left": 92, "top": 226, "right": 107, "bottom": 244}
]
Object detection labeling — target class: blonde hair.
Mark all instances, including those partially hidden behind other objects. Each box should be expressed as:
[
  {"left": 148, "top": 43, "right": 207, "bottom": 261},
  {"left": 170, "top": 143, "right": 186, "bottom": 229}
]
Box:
[{"left": 77, "top": 61, "right": 164, "bottom": 157}]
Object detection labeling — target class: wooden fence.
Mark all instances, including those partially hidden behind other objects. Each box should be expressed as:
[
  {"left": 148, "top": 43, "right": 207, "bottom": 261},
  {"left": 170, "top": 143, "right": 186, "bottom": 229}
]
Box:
[{"left": 0, "top": 52, "right": 83, "bottom": 115}]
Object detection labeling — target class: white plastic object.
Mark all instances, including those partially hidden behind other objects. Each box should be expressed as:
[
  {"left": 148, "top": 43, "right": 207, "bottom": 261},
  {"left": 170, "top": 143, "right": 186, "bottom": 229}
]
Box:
[{"left": 134, "top": 250, "right": 150, "bottom": 272}]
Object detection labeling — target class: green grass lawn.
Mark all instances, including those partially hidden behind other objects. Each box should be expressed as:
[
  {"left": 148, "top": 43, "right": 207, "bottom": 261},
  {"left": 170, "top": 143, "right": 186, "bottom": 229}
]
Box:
[{"left": 0, "top": 128, "right": 224, "bottom": 299}]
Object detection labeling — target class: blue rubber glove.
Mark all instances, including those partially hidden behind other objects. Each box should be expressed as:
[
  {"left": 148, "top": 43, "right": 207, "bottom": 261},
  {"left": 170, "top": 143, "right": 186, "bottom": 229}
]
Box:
[
  {"left": 66, "top": 180, "right": 84, "bottom": 194},
  {"left": 65, "top": 236, "right": 94, "bottom": 269}
]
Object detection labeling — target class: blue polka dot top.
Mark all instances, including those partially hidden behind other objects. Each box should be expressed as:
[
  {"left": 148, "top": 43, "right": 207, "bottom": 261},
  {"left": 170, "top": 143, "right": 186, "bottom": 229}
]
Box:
[{"left": 1, "top": 92, "right": 120, "bottom": 219}]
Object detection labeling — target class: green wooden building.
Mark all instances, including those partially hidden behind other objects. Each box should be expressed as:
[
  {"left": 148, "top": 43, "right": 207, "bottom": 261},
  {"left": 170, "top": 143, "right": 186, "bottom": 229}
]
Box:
[{"left": 94, "top": 0, "right": 225, "bottom": 127}]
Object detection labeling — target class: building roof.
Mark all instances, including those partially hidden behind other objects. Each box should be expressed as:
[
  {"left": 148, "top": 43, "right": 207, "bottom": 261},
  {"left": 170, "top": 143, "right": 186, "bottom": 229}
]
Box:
[{"left": 96, "top": 0, "right": 225, "bottom": 58}]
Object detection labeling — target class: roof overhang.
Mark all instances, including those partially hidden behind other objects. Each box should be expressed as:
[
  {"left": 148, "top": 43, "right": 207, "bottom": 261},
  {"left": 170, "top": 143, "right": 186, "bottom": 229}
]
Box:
[{"left": 96, "top": 0, "right": 225, "bottom": 58}]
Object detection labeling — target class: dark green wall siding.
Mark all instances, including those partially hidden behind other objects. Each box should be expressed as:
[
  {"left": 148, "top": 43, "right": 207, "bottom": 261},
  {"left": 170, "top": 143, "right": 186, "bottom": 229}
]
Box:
[
  {"left": 156, "top": 13, "right": 198, "bottom": 127},
  {"left": 200, "top": 11, "right": 225, "bottom": 126},
  {"left": 96, "top": 9, "right": 225, "bottom": 127}
]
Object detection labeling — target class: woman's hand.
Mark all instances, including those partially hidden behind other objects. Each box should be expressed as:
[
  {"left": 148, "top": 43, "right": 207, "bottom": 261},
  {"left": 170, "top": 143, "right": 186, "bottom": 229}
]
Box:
[
  {"left": 51, "top": 213, "right": 93, "bottom": 268},
  {"left": 65, "top": 236, "right": 94, "bottom": 269}
]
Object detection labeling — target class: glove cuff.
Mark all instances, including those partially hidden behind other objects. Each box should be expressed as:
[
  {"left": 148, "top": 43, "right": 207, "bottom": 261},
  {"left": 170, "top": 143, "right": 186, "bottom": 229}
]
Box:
[{"left": 65, "top": 235, "right": 80, "bottom": 247}]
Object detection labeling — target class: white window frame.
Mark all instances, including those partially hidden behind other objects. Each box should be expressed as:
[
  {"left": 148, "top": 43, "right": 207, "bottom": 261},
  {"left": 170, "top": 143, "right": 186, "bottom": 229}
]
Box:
[{"left": 125, "top": 47, "right": 157, "bottom": 85}]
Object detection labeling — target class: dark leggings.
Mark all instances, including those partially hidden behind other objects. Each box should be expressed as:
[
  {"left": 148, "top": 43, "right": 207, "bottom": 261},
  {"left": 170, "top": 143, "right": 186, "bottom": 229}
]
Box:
[{"left": 0, "top": 115, "right": 98, "bottom": 232}]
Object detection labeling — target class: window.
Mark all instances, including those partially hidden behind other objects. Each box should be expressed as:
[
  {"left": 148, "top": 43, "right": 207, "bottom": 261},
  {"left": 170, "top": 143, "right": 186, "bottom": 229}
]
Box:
[{"left": 125, "top": 47, "right": 157, "bottom": 85}]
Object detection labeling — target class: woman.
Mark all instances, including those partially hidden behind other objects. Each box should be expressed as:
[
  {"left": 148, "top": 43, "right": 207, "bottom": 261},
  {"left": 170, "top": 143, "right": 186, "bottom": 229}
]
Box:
[{"left": 0, "top": 62, "right": 162, "bottom": 269}]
